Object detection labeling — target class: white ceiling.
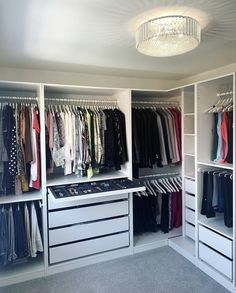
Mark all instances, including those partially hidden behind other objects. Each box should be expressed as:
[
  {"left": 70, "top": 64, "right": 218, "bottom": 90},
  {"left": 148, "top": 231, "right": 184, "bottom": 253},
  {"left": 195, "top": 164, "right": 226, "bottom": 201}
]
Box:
[{"left": 1, "top": 0, "right": 236, "bottom": 80}]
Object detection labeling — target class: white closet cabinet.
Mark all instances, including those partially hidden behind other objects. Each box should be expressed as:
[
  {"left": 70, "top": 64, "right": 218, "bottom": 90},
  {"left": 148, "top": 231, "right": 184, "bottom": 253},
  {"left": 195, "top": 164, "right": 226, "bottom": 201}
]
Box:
[
  {"left": 0, "top": 81, "right": 45, "bottom": 287},
  {"left": 131, "top": 89, "right": 183, "bottom": 253},
  {"left": 0, "top": 73, "right": 236, "bottom": 292}
]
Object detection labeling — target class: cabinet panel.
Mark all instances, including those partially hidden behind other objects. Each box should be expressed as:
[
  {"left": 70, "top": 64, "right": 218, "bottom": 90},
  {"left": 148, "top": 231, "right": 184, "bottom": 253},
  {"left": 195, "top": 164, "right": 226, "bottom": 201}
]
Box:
[
  {"left": 49, "top": 200, "right": 128, "bottom": 228},
  {"left": 199, "top": 243, "right": 232, "bottom": 279},
  {"left": 185, "top": 222, "right": 195, "bottom": 240},
  {"left": 50, "top": 232, "right": 129, "bottom": 264},
  {"left": 49, "top": 216, "right": 129, "bottom": 246},
  {"left": 185, "top": 193, "right": 195, "bottom": 210},
  {"left": 199, "top": 225, "right": 232, "bottom": 259},
  {"left": 185, "top": 178, "right": 195, "bottom": 194},
  {"left": 185, "top": 208, "right": 195, "bottom": 225}
]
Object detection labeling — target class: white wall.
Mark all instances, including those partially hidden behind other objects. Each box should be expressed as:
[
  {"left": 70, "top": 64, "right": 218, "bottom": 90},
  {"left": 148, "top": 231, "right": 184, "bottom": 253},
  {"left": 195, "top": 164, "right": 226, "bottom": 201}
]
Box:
[{"left": 0, "top": 67, "right": 176, "bottom": 90}]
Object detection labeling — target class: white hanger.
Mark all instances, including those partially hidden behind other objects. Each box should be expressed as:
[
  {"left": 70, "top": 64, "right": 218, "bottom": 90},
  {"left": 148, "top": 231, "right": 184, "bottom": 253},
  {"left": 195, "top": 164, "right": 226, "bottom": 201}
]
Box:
[{"left": 151, "top": 179, "right": 166, "bottom": 194}]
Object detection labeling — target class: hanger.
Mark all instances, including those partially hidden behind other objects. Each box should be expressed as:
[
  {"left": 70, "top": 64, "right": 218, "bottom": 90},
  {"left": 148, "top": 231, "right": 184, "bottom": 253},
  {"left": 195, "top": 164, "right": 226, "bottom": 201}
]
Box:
[
  {"left": 151, "top": 179, "right": 166, "bottom": 194},
  {"left": 158, "top": 179, "right": 172, "bottom": 193},
  {"left": 169, "top": 177, "right": 179, "bottom": 192},
  {"left": 163, "top": 178, "right": 175, "bottom": 192}
]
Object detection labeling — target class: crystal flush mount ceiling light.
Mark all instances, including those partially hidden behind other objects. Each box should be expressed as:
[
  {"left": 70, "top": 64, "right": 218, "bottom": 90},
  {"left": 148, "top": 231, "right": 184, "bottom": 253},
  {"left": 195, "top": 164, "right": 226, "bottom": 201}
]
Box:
[{"left": 136, "top": 15, "right": 201, "bottom": 57}]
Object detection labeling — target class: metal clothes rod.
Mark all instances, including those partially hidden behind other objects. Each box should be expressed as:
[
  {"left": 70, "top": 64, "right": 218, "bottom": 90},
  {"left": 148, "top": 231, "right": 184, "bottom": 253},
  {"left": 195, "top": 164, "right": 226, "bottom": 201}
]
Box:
[
  {"left": 45, "top": 98, "right": 117, "bottom": 104},
  {"left": 132, "top": 101, "right": 179, "bottom": 105},
  {"left": 0, "top": 96, "right": 38, "bottom": 100},
  {"left": 139, "top": 172, "right": 180, "bottom": 179},
  {"left": 217, "top": 91, "right": 233, "bottom": 97}
]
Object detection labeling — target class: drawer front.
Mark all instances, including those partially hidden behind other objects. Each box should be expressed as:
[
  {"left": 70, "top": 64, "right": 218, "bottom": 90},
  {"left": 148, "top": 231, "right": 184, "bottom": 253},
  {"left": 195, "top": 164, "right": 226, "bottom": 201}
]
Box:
[
  {"left": 49, "top": 200, "right": 128, "bottom": 228},
  {"left": 185, "top": 193, "right": 195, "bottom": 210},
  {"left": 199, "top": 225, "right": 232, "bottom": 259},
  {"left": 49, "top": 232, "right": 129, "bottom": 264},
  {"left": 49, "top": 216, "right": 129, "bottom": 246},
  {"left": 185, "top": 208, "right": 195, "bottom": 225},
  {"left": 185, "top": 179, "right": 195, "bottom": 194},
  {"left": 199, "top": 243, "right": 232, "bottom": 279},
  {"left": 185, "top": 222, "right": 195, "bottom": 240},
  {"left": 48, "top": 191, "right": 129, "bottom": 210}
]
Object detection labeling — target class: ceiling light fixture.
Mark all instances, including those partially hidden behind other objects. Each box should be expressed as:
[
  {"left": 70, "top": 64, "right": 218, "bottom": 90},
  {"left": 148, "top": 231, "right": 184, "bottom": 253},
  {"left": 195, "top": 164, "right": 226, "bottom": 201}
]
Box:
[{"left": 136, "top": 15, "right": 201, "bottom": 57}]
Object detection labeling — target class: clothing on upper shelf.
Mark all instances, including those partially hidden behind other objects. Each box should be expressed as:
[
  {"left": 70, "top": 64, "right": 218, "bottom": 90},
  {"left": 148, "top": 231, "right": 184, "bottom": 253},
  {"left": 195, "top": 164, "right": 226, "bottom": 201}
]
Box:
[
  {"left": 0, "top": 104, "right": 41, "bottom": 196},
  {"left": 211, "top": 111, "right": 233, "bottom": 164},
  {"left": 133, "top": 176, "right": 182, "bottom": 234},
  {"left": 0, "top": 201, "right": 43, "bottom": 266},
  {"left": 132, "top": 107, "right": 181, "bottom": 178},
  {"left": 45, "top": 106, "right": 128, "bottom": 178},
  {"left": 200, "top": 170, "right": 233, "bottom": 228}
]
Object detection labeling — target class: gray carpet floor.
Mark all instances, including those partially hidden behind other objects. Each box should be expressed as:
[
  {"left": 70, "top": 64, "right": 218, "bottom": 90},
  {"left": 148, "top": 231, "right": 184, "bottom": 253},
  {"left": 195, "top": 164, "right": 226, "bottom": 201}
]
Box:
[{"left": 1, "top": 247, "right": 229, "bottom": 293}]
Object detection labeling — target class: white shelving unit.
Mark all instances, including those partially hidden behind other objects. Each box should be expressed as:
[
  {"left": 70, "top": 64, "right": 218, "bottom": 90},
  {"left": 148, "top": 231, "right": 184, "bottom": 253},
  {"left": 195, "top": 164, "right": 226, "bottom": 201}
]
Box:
[
  {"left": 131, "top": 89, "right": 183, "bottom": 252},
  {"left": 170, "top": 85, "right": 196, "bottom": 259},
  {"left": 195, "top": 73, "right": 235, "bottom": 289},
  {"left": 0, "top": 74, "right": 235, "bottom": 292},
  {"left": 0, "top": 81, "right": 46, "bottom": 287}
]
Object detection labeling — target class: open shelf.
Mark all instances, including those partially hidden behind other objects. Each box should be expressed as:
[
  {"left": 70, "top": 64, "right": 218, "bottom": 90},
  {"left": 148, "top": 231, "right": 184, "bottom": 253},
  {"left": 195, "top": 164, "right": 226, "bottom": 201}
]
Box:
[
  {"left": 169, "top": 236, "right": 195, "bottom": 257},
  {"left": 47, "top": 170, "right": 128, "bottom": 187},
  {"left": 197, "top": 161, "right": 233, "bottom": 170},
  {"left": 0, "top": 191, "right": 43, "bottom": 205},
  {"left": 133, "top": 227, "right": 182, "bottom": 253},
  {"left": 198, "top": 214, "right": 233, "bottom": 239},
  {"left": 0, "top": 255, "right": 44, "bottom": 287}
]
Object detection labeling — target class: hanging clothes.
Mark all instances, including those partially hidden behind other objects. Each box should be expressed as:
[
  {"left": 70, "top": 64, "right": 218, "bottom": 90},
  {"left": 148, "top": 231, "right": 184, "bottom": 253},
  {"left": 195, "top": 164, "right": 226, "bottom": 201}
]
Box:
[
  {"left": 209, "top": 97, "right": 233, "bottom": 164},
  {"left": 200, "top": 170, "right": 233, "bottom": 228},
  {"left": 0, "top": 201, "right": 43, "bottom": 267},
  {"left": 45, "top": 105, "right": 128, "bottom": 178},
  {"left": 132, "top": 107, "right": 182, "bottom": 178},
  {"left": 0, "top": 103, "right": 41, "bottom": 196},
  {"left": 133, "top": 176, "right": 182, "bottom": 234}
]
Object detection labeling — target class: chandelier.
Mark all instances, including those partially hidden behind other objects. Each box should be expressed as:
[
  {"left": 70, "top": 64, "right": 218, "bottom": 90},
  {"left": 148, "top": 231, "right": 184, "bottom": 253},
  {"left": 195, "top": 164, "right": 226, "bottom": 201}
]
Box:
[{"left": 136, "top": 15, "right": 201, "bottom": 57}]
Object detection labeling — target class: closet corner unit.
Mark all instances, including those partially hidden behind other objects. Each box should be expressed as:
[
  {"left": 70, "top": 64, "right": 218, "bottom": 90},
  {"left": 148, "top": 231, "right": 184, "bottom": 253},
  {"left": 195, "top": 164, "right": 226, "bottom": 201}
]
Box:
[
  {"left": 0, "top": 81, "right": 45, "bottom": 287},
  {"left": 131, "top": 89, "right": 183, "bottom": 253},
  {"left": 196, "top": 73, "right": 236, "bottom": 288}
]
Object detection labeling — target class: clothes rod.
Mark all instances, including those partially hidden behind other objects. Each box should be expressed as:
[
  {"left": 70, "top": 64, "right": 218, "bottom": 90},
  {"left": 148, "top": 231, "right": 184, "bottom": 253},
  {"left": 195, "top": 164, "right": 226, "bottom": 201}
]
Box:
[
  {"left": 217, "top": 91, "right": 233, "bottom": 97},
  {"left": 45, "top": 98, "right": 117, "bottom": 104},
  {"left": 132, "top": 101, "right": 179, "bottom": 105},
  {"left": 138, "top": 172, "right": 181, "bottom": 179},
  {"left": 0, "top": 96, "right": 38, "bottom": 100}
]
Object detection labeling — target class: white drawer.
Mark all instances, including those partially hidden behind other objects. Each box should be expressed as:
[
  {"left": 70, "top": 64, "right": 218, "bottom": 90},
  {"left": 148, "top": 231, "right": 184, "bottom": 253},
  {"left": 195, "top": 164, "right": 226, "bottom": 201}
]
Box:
[
  {"left": 185, "top": 193, "right": 195, "bottom": 210},
  {"left": 185, "top": 222, "right": 195, "bottom": 240},
  {"left": 49, "top": 200, "right": 128, "bottom": 228},
  {"left": 199, "top": 243, "right": 232, "bottom": 279},
  {"left": 49, "top": 216, "right": 129, "bottom": 246},
  {"left": 48, "top": 191, "right": 128, "bottom": 210},
  {"left": 185, "top": 208, "right": 195, "bottom": 225},
  {"left": 50, "top": 232, "right": 129, "bottom": 264},
  {"left": 199, "top": 225, "right": 232, "bottom": 259},
  {"left": 185, "top": 178, "right": 195, "bottom": 194}
]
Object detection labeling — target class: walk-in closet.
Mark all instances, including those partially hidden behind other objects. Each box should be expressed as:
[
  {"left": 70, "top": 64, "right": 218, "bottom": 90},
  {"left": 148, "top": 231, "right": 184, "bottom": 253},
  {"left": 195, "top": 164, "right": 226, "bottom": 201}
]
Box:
[{"left": 1, "top": 1, "right": 236, "bottom": 292}]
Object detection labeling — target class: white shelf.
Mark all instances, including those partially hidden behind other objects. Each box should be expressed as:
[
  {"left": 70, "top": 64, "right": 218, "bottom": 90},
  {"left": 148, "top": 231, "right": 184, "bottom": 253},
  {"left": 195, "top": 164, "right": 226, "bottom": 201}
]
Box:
[
  {"left": 184, "top": 133, "right": 195, "bottom": 136},
  {"left": 184, "top": 153, "right": 195, "bottom": 157},
  {"left": 184, "top": 174, "right": 195, "bottom": 180},
  {"left": 198, "top": 215, "right": 233, "bottom": 240},
  {"left": 0, "top": 256, "right": 44, "bottom": 287},
  {"left": 169, "top": 236, "right": 195, "bottom": 257},
  {"left": 197, "top": 161, "right": 233, "bottom": 170},
  {"left": 134, "top": 227, "right": 182, "bottom": 253},
  {"left": 47, "top": 170, "right": 128, "bottom": 187},
  {"left": 0, "top": 191, "right": 43, "bottom": 205},
  {"left": 184, "top": 113, "right": 194, "bottom": 116}
]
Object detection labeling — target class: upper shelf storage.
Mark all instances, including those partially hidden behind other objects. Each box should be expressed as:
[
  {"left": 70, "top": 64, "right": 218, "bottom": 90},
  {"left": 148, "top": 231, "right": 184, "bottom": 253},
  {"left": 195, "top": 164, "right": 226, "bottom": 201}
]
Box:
[
  {"left": 196, "top": 74, "right": 234, "bottom": 167},
  {"left": 44, "top": 84, "right": 132, "bottom": 186}
]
